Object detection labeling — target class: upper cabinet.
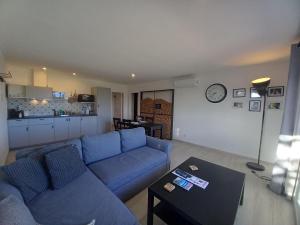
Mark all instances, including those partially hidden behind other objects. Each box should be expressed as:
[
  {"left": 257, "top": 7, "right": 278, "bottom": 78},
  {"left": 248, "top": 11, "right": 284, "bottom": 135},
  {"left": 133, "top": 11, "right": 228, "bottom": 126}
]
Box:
[
  {"left": 7, "top": 84, "right": 53, "bottom": 99},
  {"left": 7, "top": 84, "right": 26, "bottom": 98},
  {"left": 25, "top": 86, "right": 53, "bottom": 99}
]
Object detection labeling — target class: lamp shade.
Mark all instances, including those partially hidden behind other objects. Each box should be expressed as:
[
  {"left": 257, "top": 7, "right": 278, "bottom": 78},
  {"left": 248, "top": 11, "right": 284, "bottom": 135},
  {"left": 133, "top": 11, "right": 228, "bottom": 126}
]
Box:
[{"left": 251, "top": 77, "right": 271, "bottom": 96}]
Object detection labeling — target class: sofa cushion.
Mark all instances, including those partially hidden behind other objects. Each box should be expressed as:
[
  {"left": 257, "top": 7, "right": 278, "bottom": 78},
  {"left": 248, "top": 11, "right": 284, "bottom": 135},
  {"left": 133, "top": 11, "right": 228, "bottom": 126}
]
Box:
[
  {"left": 45, "top": 145, "right": 87, "bottom": 189},
  {"left": 28, "top": 170, "right": 138, "bottom": 225},
  {"left": 2, "top": 158, "right": 49, "bottom": 203},
  {"left": 88, "top": 146, "right": 167, "bottom": 191},
  {"left": 0, "top": 195, "right": 39, "bottom": 225},
  {"left": 119, "top": 127, "right": 146, "bottom": 152},
  {"left": 82, "top": 132, "right": 122, "bottom": 164}
]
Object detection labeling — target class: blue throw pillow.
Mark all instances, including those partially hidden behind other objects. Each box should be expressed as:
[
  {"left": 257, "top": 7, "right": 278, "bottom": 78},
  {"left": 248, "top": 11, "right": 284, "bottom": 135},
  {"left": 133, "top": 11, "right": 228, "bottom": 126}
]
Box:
[
  {"left": 2, "top": 158, "right": 49, "bottom": 203},
  {"left": 81, "top": 131, "right": 122, "bottom": 164},
  {"left": 45, "top": 145, "right": 87, "bottom": 189},
  {"left": 119, "top": 127, "right": 147, "bottom": 152}
]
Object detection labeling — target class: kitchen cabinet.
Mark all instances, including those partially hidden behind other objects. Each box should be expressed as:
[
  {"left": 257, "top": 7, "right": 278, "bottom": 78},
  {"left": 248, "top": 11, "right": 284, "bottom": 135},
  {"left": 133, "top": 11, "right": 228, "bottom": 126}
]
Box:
[
  {"left": 80, "top": 116, "right": 97, "bottom": 136},
  {"left": 8, "top": 119, "right": 29, "bottom": 149},
  {"left": 92, "top": 87, "right": 112, "bottom": 134},
  {"left": 25, "top": 86, "right": 53, "bottom": 99},
  {"left": 54, "top": 117, "right": 81, "bottom": 141},
  {"left": 54, "top": 118, "right": 69, "bottom": 141},
  {"left": 69, "top": 117, "right": 81, "bottom": 138},
  {"left": 29, "top": 124, "right": 54, "bottom": 146},
  {"left": 7, "top": 84, "right": 26, "bottom": 98},
  {"left": 8, "top": 126, "right": 29, "bottom": 149}
]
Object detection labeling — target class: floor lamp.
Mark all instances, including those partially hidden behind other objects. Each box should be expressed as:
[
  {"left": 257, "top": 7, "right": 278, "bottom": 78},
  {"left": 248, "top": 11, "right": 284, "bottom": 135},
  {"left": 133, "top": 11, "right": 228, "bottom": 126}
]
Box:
[{"left": 246, "top": 77, "right": 271, "bottom": 171}]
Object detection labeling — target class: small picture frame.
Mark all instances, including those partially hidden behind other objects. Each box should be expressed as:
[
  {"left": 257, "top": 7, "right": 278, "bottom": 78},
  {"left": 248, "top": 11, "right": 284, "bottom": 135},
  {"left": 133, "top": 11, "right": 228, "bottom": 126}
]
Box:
[
  {"left": 268, "top": 102, "right": 281, "bottom": 110},
  {"left": 233, "top": 102, "right": 243, "bottom": 109},
  {"left": 250, "top": 87, "right": 261, "bottom": 98},
  {"left": 233, "top": 88, "right": 246, "bottom": 98},
  {"left": 268, "top": 86, "right": 284, "bottom": 97},
  {"left": 249, "top": 100, "right": 261, "bottom": 112}
]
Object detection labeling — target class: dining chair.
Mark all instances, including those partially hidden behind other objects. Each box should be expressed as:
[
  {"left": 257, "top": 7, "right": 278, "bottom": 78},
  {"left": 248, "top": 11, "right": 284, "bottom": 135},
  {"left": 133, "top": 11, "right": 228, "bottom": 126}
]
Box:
[{"left": 113, "top": 117, "right": 121, "bottom": 130}]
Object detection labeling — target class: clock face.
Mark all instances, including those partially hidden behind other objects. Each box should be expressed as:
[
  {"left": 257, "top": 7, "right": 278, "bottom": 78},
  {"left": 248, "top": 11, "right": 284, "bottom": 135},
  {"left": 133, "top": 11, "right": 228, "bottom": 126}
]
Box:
[{"left": 205, "top": 83, "right": 227, "bottom": 103}]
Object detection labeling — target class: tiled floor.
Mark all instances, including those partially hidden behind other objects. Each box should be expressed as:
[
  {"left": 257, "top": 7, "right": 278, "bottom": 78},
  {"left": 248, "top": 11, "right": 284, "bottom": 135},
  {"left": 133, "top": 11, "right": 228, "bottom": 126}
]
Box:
[{"left": 126, "top": 140, "right": 296, "bottom": 225}]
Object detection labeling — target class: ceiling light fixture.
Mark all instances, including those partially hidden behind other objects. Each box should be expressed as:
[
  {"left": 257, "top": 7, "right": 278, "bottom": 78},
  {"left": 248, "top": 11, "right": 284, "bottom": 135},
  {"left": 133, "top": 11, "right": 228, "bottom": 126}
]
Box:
[
  {"left": 42, "top": 67, "right": 47, "bottom": 71},
  {"left": 72, "top": 72, "right": 77, "bottom": 76},
  {"left": 131, "top": 73, "right": 136, "bottom": 78}
]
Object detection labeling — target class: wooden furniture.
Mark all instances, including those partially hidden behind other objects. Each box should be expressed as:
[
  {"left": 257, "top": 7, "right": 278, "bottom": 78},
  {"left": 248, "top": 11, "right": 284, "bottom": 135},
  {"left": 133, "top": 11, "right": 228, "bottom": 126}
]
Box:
[
  {"left": 147, "top": 157, "right": 245, "bottom": 225},
  {"left": 113, "top": 117, "right": 121, "bottom": 130},
  {"left": 140, "top": 89, "right": 174, "bottom": 139},
  {"left": 131, "top": 122, "right": 163, "bottom": 139}
]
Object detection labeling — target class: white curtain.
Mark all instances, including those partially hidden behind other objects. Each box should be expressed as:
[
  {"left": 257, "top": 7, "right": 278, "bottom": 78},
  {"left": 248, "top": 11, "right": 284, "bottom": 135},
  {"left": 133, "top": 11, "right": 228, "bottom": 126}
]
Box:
[{"left": 270, "top": 44, "right": 300, "bottom": 214}]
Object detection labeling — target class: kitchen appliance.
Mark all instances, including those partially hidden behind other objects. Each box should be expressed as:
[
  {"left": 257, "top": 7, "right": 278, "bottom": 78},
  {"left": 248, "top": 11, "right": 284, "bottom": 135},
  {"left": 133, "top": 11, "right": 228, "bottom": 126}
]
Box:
[
  {"left": 8, "top": 109, "right": 24, "bottom": 119},
  {"left": 78, "top": 94, "right": 95, "bottom": 102},
  {"left": 52, "top": 91, "right": 65, "bottom": 100}
]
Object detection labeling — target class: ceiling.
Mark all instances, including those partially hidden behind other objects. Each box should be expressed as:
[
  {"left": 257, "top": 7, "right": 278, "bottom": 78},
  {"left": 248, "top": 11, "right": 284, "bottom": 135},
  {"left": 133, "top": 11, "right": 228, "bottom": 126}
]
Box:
[{"left": 0, "top": 0, "right": 299, "bottom": 83}]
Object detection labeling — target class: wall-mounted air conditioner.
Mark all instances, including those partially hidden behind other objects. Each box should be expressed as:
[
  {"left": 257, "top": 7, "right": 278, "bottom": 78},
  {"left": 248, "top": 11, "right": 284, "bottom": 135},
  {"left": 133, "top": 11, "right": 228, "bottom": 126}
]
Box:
[{"left": 174, "top": 78, "right": 200, "bottom": 88}]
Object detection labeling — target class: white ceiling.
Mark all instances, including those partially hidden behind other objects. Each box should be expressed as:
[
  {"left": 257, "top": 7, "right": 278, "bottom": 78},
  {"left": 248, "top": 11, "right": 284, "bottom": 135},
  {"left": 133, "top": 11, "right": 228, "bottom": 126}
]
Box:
[{"left": 0, "top": 0, "right": 299, "bottom": 83}]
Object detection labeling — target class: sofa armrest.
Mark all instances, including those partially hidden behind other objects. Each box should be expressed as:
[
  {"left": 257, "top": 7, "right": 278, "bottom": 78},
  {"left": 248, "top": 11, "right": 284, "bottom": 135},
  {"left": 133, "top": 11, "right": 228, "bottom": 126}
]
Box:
[{"left": 146, "top": 136, "right": 172, "bottom": 157}]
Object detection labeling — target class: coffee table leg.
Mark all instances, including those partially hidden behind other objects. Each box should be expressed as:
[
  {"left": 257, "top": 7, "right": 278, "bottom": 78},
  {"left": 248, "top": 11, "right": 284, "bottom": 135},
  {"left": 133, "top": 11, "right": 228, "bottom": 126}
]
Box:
[
  {"left": 147, "top": 190, "right": 154, "bottom": 225},
  {"left": 240, "top": 185, "right": 244, "bottom": 206}
]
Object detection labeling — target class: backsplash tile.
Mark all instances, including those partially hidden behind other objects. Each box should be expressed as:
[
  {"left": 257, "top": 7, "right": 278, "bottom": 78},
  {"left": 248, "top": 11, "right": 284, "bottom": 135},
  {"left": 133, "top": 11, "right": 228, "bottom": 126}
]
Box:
[{"left": 8, "top": 99, "right": 94, "bottom": 116}]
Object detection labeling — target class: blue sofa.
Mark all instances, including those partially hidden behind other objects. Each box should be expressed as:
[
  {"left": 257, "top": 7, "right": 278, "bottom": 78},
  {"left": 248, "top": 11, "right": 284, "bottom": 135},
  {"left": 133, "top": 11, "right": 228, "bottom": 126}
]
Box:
[{"left": 0, "top": 127, "right": 172, "bottom": 225}]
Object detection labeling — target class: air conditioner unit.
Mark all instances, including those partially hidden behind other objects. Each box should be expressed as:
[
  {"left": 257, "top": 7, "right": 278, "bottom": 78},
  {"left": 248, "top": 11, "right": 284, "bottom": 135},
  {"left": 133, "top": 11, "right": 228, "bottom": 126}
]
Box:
[{"left": 174, "top": 78, "right": 200, "bottom": 88}]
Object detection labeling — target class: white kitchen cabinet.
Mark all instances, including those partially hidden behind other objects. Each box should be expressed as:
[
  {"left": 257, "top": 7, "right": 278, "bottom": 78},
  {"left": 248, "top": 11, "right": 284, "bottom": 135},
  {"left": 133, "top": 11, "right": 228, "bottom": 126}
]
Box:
[
  {"left": 92, "top": 87, "right": 112, "bottom": 134},
  {"left": 7, "top": 84, "right": 26, "bottom": 98},
  {"left": 54, "top": 117, "right": 69, "bottom": 141},
  {"left": 25, "top": 86, "right": 53, "bottom": 99},
  {"left": 69, "top": 117, "right": 81, "bottom": 138},
  {"left": 80, "top": 116, "right": 97, "bottom": 136},
  {"left": 8, "top": 126, "right": 29, "bottom": 148},
  {"left": 8, "top": 119, "right": 29, "bottom": 149},
  {"left": 54, "top": 117, "right": 81, "bottom": 141},
  {"left": 28, "top": 124, "right": 54, "bottom": 146}
]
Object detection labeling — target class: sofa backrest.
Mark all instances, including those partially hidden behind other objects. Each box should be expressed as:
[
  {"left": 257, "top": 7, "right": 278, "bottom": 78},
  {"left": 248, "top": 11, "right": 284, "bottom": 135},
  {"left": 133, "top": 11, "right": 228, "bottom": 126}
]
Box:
[
  {"left": 15, "top": 139, "right": 83, "bottom": 160},
  {"left": 81, "top": 131, "right": 122, "bottom": 164},
  {"left": 119, "top": 127, "right": 146, "bottom": 152}
]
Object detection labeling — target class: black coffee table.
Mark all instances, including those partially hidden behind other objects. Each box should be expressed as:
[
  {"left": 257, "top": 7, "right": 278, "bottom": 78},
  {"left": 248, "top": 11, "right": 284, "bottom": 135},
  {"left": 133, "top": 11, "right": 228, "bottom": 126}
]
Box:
[{"left": 147, "top": 157, "right": 245, "bottom": 225}]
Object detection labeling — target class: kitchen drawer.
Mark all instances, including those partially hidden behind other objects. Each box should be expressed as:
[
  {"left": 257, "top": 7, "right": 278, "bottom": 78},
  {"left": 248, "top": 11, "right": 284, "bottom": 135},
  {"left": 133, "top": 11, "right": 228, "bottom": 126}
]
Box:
[
  {"left": 28, "top": 118, "right": 54, "bottom": 125},
  {"left": 8, "top": 119, "right": 28, "bottom": 127}
]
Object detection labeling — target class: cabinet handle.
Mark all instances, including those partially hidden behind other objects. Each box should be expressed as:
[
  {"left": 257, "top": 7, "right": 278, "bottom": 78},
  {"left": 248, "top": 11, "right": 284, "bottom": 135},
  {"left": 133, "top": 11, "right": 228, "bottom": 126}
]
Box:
[
  {"left": 26, "top": 127, "right": 29, "bottom": 131},
  {"left": 16, "top": 119, "right": 22, "bottom": 122},
  {"left": 39, "top": 119, "right": 45, "bottom": 121},
  {"left": 52, "top": 125, "right": 54, "bottom": 129}
]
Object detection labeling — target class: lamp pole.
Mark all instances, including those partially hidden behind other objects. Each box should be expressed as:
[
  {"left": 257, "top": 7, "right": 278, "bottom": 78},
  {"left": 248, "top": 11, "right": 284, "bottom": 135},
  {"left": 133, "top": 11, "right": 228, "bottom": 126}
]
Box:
[{"left": 246, "top": 77, "right": 270, "bottom": 172}]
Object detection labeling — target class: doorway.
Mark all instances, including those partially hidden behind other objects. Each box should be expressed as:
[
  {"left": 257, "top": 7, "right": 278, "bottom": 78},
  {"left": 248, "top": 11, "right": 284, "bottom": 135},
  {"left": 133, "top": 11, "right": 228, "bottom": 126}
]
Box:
[
  {"left": 131, "top": 93, "right": 138, "bottom": 120},
  {"left": 140, "top": 89, "right": 174, "bottom": 139},
  {"left": 112, "top": 92, "right": 123, "bottom": 120}
]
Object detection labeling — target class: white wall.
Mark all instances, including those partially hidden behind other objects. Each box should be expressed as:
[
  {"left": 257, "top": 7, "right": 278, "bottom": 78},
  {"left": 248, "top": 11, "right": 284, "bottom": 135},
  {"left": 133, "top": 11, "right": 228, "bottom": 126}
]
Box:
[
  {"left": 0, "top": 51, "right": 9, "bottom": 165},
  {"left": 128, "top": 60, "right": 289, "bottom": 163},
  {"left": 5, "top": 60, "right": 129, "bottom": 118}
]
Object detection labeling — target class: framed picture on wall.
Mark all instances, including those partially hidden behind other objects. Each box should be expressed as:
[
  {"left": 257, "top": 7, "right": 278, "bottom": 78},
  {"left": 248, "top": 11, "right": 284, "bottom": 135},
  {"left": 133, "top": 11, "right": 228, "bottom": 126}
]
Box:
[
  {"left": 233, "top": 102, "right": 243, "bottom": 109},
  {"left": 268, "top": 102, "right": 281, "bottom": 110},
  {"left": 233, "top": 88, "right": 246, "bottom": 98},
  {"left": 249, "top": 100, "right": 261, "bottom": 112},
  {"left": 250, "top": 87, "right": 261, "bottom": 98},
  {"left": 268, "top": 86, "right": 284, "bottom": 97}
]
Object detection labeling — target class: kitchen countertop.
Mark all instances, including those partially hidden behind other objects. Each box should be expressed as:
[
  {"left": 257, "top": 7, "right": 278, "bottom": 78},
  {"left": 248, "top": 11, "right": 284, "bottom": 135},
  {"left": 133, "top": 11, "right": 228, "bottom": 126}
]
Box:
[{"left": 8, "top": 113, "right": 98, "bottom": 120}]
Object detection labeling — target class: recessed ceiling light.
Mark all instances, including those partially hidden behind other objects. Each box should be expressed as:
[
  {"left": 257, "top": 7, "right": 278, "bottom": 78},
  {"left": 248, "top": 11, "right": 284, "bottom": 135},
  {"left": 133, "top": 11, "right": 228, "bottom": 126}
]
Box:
[
  {"left": 42, "top": 67, "right": 47, "bottom": 71},
  {"left": 72, "top": 72, "right": 77, "bottom": 76},
  {"left": 131, "top": 73, "right": 136, "bottom": 78}
]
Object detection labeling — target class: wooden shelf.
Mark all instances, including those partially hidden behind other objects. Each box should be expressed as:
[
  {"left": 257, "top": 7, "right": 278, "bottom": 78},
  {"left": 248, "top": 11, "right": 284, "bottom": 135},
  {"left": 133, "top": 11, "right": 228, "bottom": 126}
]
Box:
[{"left": 153, "top": 202, "right": 193, "bottom": 225}]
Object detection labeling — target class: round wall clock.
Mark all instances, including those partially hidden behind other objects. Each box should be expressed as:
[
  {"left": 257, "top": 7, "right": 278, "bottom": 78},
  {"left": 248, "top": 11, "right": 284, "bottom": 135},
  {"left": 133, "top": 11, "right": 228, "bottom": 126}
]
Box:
[{"left": 205, "top": 83, "right": 227, "bottom": 103}]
